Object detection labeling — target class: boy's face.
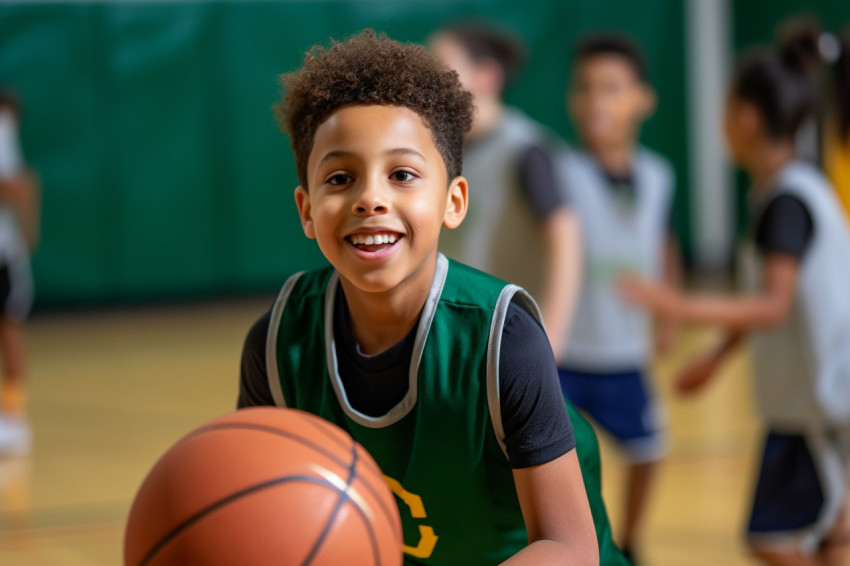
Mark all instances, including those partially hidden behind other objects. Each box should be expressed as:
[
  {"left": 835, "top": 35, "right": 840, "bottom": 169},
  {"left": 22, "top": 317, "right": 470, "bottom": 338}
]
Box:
[
  {"left": 569, "top": 55, "right": 655, "bottom": 152},
  {"left": 295, "top": 105, "right": 467, "bottom": 294},
  {"left": 430, "top": 34, "right": 501, "bottom": 104},
  {"left": 723, "top": 93, "right": 759, "bottom": 166}
]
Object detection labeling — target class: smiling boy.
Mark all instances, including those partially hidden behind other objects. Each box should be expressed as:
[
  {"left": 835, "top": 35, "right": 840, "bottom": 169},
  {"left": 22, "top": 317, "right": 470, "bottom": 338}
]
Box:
[{"left": 238, "top": 31, "right": 600, "bottom": 565}]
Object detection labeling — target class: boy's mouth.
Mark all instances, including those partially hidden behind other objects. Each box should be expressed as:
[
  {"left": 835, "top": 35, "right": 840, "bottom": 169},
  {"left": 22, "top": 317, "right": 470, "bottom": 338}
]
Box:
[{"left": 345, "top": 231, "right": 403, "bottom": 253}]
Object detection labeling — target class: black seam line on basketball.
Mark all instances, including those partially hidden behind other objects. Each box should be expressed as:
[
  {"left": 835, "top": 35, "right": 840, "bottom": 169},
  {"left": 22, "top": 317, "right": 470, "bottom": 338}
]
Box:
[
  {"left": 182, "top": 422, "right": 398, "bottom": 550},
  {"left": 301, "top": 441, "right": 360, "bottom": 566},
  {"left": 137, "top": 475, "right": 345, "bottom": 566},
  {"left": 182, "top": 422, "right": 348, "bottom": 471},
  {"left": 302, "top": 416, "right": 352, "bottom": 453},
  {"left": 351, "top": 466, "right": 399, "bottom": 541},
  {"left": 185, "top": 422, "right": 397, "bottom": 533}
]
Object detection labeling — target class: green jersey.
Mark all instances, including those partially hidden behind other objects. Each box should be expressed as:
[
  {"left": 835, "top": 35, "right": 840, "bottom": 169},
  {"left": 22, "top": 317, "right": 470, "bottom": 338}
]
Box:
[{"left": 266, "top": 254, "right": 629, "bottom": 565}]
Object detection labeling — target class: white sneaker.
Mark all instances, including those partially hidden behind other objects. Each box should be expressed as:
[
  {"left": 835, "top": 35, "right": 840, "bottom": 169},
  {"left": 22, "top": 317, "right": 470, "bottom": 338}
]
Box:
[{"left": 0, "top": 415, "right": 31, "bottom": 456}]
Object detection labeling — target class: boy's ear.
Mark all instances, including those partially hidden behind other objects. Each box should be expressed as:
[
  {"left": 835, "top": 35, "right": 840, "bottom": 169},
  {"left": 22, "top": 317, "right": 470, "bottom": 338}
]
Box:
[
  {"left": 294, "top": 186, "right": 316, "bottom": 240},
  {"left": 443, "top": 176, "right": 468, "bottom": 230},
  {"left": 637, "top": 83, "right": 657, "bottom": 120},
  {"left": 737, "top": 101, "right": 761, "bottom": 137}
]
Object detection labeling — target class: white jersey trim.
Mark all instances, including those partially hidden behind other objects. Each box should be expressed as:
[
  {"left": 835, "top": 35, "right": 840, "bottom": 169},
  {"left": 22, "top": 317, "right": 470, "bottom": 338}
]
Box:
[
  {"left": 265, "top": 271, "right": 304, "bottom": 408},
  {"left": 486, "top": 284, "right": 543, "bottom": 461},
  {"left": 323, "top": 253, "right": 449, "bottom": 429}
]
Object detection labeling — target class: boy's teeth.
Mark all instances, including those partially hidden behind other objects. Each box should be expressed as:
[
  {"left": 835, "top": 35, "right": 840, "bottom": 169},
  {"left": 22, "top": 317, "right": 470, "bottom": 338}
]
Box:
[{"left": 350, "top": 233, "right": 398, "bottom": 246}]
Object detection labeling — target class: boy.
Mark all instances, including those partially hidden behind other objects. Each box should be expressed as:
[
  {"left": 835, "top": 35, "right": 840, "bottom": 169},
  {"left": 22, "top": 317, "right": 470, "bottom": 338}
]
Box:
[
  {"left": 237, "top": 30, "right": 618, "bottom": 565},
  {"left": 0, "top": 89, "right": 38, "bottom": 455},
  {"left": 429, "top": 23, "right": 582, "bottom": 358},
  {"left": 557, "top": 35, "right": 679, "bottom": 561}
]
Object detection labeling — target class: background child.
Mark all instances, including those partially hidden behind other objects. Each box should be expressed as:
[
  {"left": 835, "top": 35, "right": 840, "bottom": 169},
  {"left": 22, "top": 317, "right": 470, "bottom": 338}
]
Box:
[
  {"left": 238, "top": 30, "right": 603, "bottom": 565},
  {"left": 621, "top": 29, "right": 850, "bottom": 566},
  {"left": 556, "top": 34, "right": 680, "bottom": 562},
  {"left": 0, "top": 89, "right": 38, "bottom": 456},
  {"left": 429, "top": 22, "right": 582, "bottom": 358}
]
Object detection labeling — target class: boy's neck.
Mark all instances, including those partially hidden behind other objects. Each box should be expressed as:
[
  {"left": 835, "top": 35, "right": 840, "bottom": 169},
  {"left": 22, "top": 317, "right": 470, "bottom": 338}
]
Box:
[
  {"left": 338, "top": 254, "right": 438, "bottom": 356},
  {"left": 589, "top": 143, "right": 634, "bottom": 177},
  {"left": 748, "top": 141, "right": 795, "bottom": 190}
]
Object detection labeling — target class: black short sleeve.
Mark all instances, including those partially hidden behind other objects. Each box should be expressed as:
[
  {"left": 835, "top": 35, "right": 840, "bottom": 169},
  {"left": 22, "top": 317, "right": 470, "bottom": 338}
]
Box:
[
  {"left": 755, "top": 193, "right": 814, "bottom": 259},
  {"left": 499, "top": 300, "right": 575, "bottom": 469},
  {"left": 237, "top": 310, "right": 275, "bottom": 408},
  {"left": 518, "top": 144, "right": 567, "bottom": 219}
]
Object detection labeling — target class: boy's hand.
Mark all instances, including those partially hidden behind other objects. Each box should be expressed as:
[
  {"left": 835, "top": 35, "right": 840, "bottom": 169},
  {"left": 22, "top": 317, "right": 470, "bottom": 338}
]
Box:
[
  {"left": 617, "top": 272, "right": 680, "bottom": 319},
  {"left": 654, "top": 320, "right": 678, "bottom": 356},
  {"left": 675, "top": 353, "right": 719, "bottom": 395}
]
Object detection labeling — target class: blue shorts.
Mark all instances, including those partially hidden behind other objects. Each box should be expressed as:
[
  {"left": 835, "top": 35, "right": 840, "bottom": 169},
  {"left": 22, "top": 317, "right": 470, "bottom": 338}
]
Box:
[
  {"left": 747, "top": 430, "right": 848, "bottom": 554},
  {"left": 558, "top": 367, "right": 666, "bottom": 464}
]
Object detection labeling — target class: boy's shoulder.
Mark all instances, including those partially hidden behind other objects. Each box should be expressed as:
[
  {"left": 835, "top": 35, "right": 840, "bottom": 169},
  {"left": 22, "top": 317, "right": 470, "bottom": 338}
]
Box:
[
  {"left": 559, "top": 145, "right": 673, "bottom": 176},
  {"left": 634, "top": 145, "right": 674, "bottom": 179}
]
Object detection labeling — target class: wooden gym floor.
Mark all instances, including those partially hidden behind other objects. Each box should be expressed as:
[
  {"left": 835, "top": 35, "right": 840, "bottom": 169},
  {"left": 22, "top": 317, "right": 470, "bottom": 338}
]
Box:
[{"left": 0, "top": 296, "right": 762, "bottom": 565}]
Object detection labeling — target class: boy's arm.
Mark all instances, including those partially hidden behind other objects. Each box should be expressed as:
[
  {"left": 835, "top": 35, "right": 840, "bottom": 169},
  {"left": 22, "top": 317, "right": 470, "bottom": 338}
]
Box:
[
  {"left": 541, "top": 207, "right": 582, "bottom": 359},
  {"left": 517, "top": 145, "right": 581, "bottom": 358},
  {"left": 655, "top": 232, "right": 681, "bottom": 354},
  {"left": 237, "top": 311, "right": 276, "bottom": 408},
  {"left": 620, "top": 252, "right": 799, "bottom": 331},
  {"left": 504, "top": 450, "right": 598, "bottom": 566},
  {"left": 676, "top": 331, "right": 743, "bottom": 394},
  {"left": 0, "top": 169, "right": 41, "bottom": 251},
  {"left": 498, "top": 303, "right": 597, "bottom": 565}
]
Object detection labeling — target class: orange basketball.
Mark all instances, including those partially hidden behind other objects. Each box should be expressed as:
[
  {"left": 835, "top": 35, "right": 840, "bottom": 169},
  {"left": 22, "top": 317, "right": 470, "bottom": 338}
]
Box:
[{"left": 124, "top": 407, "right": 402, "bottom": 566}]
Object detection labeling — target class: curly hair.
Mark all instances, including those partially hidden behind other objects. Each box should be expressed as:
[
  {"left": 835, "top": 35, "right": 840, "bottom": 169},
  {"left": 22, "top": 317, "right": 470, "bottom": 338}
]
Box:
[{"left": 275, "top": 30, "right": 474, "bottom": 188}]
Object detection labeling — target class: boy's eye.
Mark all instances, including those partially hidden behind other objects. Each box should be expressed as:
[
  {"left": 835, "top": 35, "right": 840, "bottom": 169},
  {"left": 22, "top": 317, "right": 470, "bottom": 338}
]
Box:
[
  {"left": 390, "top": 170, "right": 416, "bottom": 183},
  {"left": 327, "top": 173, "right": 353, "bottom": 186}
]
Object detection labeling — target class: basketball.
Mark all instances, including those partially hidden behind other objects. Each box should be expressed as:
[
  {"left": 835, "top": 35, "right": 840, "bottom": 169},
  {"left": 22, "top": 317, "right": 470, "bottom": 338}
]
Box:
[{"left": 123, "top": 407, "right": 402, "bottom": 566}]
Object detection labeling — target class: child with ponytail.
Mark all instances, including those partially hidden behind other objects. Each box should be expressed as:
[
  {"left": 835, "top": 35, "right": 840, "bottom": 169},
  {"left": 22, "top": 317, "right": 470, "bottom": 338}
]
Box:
[{"left": 621, "top": 27, "right": 850, "bottom": 566}]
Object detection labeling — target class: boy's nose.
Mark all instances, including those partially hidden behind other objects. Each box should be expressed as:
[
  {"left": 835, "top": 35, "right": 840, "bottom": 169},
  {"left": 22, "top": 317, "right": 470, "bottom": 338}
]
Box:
[{"left": 353, "top": 181, "right": 390, "bottom": 215}]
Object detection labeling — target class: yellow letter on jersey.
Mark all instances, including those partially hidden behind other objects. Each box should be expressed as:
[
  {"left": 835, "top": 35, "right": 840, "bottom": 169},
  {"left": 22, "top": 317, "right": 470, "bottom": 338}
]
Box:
[{"left": 384, "top": 476, "right": 439, "bottom": 559}]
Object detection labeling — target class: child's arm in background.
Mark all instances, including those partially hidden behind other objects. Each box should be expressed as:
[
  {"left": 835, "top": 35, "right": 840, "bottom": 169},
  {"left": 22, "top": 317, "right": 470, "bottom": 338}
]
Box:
[
  {"left": 0, "top": 169, "right": 41, "bottom": 251},
  {"left": 620, "top": 252, "right": 800, "bottom": 332},
  {"left": 504, "top": 450, "right": 598, "bottom": 566},
  {"left": 676, "top": 331, "right": 743, "bottom": 394},
  {"left": 541, "top": 207, "right": 582, "bottom": 360},
  {"left": 655, "top": 233, "right": 682, "bottom": 355}
]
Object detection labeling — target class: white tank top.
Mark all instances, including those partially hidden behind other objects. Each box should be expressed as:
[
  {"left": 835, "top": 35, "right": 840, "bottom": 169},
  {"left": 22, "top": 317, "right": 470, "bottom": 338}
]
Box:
[
  {"left": 439, "top": 107, "right": 562, "bottom": 301},
  {"left": 741, "top": 160, "right": 850, "bottom": 427},
  {"left": 0, "top": 109, "right": 25, "bottom": 260},
  {"left": 558, "top": 148, "right": 674, "bottom": 370}
]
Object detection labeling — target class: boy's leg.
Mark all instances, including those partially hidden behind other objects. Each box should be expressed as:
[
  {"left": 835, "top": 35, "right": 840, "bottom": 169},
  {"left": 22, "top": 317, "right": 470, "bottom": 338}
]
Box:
[
  {"left": 564, "top": 400, "right": 631, "bottom": 566},
  {"left": 0, "top": 258, "right": 33, "bottom": 455},
  {"left": 0, "top": 316, "right": 27, "bottom": 415},
  {"left": 751, "top": 548, "right": 819, "bottom": 566},
  {"left": 816, "top": 506, "right": 847, "bottom": 566},
  {"left": 622, "top": 460, "right": 657, "bottom": 556},
  {"left": 614, "top": 372, "right": 665, "bottom": 560},
  {"left": 747, "top": 431, "right": 847, "bottom": 566}
]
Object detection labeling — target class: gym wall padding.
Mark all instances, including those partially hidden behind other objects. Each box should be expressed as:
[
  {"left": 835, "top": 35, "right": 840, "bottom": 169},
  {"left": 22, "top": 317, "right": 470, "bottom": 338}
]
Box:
[{"left": 0, "top": 1, "right": 688, "bottom": 307}]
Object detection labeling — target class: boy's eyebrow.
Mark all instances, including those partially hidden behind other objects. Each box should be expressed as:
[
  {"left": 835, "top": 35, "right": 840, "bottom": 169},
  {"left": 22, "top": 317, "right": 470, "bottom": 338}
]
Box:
[
  {"left": 317, "top": 147, "right": 426, "bottom": 167},
  {"left": 383, "top": 147, "right": 426, "bottom": 160}
]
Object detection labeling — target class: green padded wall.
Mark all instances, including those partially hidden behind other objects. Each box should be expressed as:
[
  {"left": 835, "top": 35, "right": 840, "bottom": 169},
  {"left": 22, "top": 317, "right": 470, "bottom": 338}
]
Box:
[{"left": 0, "top": 0, "right": 688, "bottom": 306}]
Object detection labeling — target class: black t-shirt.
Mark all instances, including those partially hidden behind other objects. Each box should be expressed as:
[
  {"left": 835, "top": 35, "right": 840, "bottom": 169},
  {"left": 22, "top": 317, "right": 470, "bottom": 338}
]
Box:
[
  {"left": 755, "top": 193, "right": 814, "bottom": 259},
  {"left": 238, "top": 291, "right": 575, "bottom": 469},
  {"left": 601, "top": 169, "right": 676, "bottom": 231},
  {"left": 517, "top": 144, "right": 568, "bottom": 219}
]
